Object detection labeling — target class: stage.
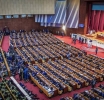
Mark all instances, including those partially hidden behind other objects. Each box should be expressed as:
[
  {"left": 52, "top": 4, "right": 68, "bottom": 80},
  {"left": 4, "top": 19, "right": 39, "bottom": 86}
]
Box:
[{"left": 72, "top": 31, "right": 104, "bottom": 49}]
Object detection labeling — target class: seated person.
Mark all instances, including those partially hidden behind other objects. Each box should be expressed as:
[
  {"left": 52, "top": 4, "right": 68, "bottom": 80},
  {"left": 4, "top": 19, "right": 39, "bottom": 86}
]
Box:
[
  {"left": 42, "top": 71, "right": 47, "bottom": 75},
  {"left": 47, "top": 87, "right": 54, "bottom": 96},
  {"left": 67, "top": 52, "right": 71, "bottom": 59},
  {"left": 73, "top": 93, "right": 80, "bottom": 100}
]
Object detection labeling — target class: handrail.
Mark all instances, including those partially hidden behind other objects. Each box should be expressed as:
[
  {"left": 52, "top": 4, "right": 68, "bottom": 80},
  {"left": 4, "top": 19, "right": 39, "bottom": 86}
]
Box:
[
  {"left": 10, "top": 76, "right": 32, "bottom": 100},
  {"left": 0, "top": 48, "right": 11, "bottom": 76},
  {"left": 0, "top": 34, "right": 4, "bottom": 47},
  {"left": 0, "top": 91, "right": 5, "bottom": 100},
  {"left": 4, "top": 82, "right": 17, "bottom": 100}
]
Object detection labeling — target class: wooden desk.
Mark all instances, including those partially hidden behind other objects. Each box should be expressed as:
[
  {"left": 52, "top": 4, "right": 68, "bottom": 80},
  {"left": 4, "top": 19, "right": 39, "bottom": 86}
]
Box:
[
  {"left": 42, "top": 62, "right": 72, "bottom": 91},
  {"left": 31, "top": 65, "right": 61, "bottom": 95},
  {"left": 30, "top": 73, "right": 54, "bottom": 97}
]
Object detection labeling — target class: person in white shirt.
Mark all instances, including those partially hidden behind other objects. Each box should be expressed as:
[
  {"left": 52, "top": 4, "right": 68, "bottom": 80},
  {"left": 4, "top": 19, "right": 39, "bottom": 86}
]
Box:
[
  {"left": 6, "top": 52, "right": 10, "bottom": 57},
  {"left": 87, "top": 39, "right": 92, "bottom": 48},
  {"left": 47, "top": 87, "right": 54, "bottom": 96}
]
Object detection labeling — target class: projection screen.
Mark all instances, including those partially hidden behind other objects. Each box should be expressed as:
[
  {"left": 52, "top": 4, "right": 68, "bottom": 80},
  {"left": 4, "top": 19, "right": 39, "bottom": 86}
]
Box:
[{"left": 0, "top": 0, "right": 55, "bottom": 15}]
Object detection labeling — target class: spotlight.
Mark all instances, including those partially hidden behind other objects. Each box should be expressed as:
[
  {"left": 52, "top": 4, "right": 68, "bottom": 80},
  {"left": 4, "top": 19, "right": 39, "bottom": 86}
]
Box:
[{"left": 62, "top": 25, "right": 66, "bottom": 31}]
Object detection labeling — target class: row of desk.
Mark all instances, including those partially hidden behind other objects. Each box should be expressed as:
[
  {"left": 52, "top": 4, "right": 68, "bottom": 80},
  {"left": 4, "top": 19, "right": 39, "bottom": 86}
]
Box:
[
  {"left": 9, "top": 32, "right": 104, "bottom": 98},
  {"left": 28, "top": 53, "right": 104, "bottom": 97},
  {"left": 11, "top": 32, "right": 61, "bottom": 48},
  {"left": 29, "top": 64, "right": 71, "bottom": 97},
  {"left": 70, "top": 85, "right": 104, "bottom": 100},
  {"left": 68, "top": 57, "right": 103, "bottom": 82},
  {"left": 28, "top": 54, "right": 104, "bottom": 97},
  {"left": 14, "top": 43, "right": 84, "bottom": 65},
  {"left": 11, "top": 32, "right": 52, "bottom": 39}
]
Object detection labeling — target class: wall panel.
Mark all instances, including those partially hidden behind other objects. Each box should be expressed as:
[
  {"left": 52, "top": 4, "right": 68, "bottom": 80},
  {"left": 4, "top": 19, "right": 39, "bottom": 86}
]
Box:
[
  {"left": 0, "top": 0, "right": 55, "bottom": 15},
  {"left": 0, "top": 17, "right": 41, "bottom": 31}
]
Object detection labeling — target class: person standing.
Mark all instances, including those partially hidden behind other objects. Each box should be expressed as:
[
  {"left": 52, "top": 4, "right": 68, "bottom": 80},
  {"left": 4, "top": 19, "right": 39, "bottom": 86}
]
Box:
[
  {"left": 61, "top": 31, "right": 64, "bottom": 37},
  {"left": 91, "top": 77, "right": 96, "bottom": 88},
  {"left": 74, "top": 37, "right": 76, "bottom": 44},
  {"left": 79, "top": 37, "right": 81, "bottom": 43},
  {"left": 57, "top": 31, "right": 60, "bottom": 35},
  {"left": 95, "top": 46, "right": 98, "bottom": 55},
  {"left": 67, "top": 52, "right": 71, "bottom": 59},
  {"left": 24, "top": 67, "right": 29, "bottom": 82},
  {"left": 85, "top": 38, "right": 87, "bottom": 43},
  {"left": 3, "top": 26, "right": 10, "bottom": 35},
  {"left": 18, "top": 67, "right": 23, "bottom": 81},
  {"left": 72, "top": 36, "right": 76, "bottom": 44},
  {"left": 72, "top": 37, "right": 74, "bottom": 44},
  {"left": 81, "top": 38, "right": 84, "bottom": 44}
]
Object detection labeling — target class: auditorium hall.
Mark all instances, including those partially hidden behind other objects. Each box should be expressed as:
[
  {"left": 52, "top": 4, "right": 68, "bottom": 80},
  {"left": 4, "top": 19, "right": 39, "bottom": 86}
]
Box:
[{"left": 0, "top": 0, "right": 104, "bottom": 100}]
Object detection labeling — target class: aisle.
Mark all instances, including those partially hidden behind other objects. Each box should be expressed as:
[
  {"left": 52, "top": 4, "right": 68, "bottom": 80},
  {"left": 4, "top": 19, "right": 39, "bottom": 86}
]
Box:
[{"left": 1, "top": 36, "right": 10, "bottom": 52}]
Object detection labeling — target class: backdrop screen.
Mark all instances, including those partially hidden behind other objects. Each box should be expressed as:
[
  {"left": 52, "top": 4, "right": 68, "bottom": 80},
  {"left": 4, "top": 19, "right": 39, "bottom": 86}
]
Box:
[
  {"left": 79, "top": 24, "right": 84, "bottom": 28},
  {"left": 92, "top": 3, "right": 104, "bottom": 10},
  {"left": 0, "top": 0, "right": 55, "bottom": 15}
]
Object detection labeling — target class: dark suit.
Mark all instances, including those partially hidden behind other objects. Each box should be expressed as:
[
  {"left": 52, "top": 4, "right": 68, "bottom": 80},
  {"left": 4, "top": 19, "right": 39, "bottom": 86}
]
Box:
[
  {"left": 95, "top": 47, "right": 98, "bottom": 55},
  {"left": 3, "top": 27, "right": 10, "bottom": 35}
]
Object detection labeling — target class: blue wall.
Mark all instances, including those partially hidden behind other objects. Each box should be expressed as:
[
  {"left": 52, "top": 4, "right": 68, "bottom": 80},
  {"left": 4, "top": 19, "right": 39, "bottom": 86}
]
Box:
[{"left": 92, "top": 3, "right": 104, "bottom": 10}]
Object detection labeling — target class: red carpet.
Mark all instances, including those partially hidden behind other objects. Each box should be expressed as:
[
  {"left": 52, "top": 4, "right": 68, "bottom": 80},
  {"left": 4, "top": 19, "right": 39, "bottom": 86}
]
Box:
[
  {"left": 1, "top": 36, "right": 10, "bottom": 52},
  {"left": 1, "top": 35, "right": 104, "bottom": 100}
]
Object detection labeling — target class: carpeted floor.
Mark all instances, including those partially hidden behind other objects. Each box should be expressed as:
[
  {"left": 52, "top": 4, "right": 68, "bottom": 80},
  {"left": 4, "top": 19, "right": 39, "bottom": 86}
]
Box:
[
  {"left": 1, "top": 36, "right": 10, "bottom": 52},
  {"left": 1, "top": 35, "right": 104, "bottom": 100}
]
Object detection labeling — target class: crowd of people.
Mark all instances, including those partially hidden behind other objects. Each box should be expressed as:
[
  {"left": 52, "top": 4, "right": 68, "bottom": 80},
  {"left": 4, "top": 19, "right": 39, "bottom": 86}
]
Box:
[
  {"left": 7, "top": 46, "right": 30, "bottom": 81},
  {"left": 72, "top": 35, "right": 87, "bottom": 45},
  {"left": 71, "top": 35, "right": 99, "bottom": 55},
  {"left": 56, "top": 31, "right": 65, "bottom": 36}
]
